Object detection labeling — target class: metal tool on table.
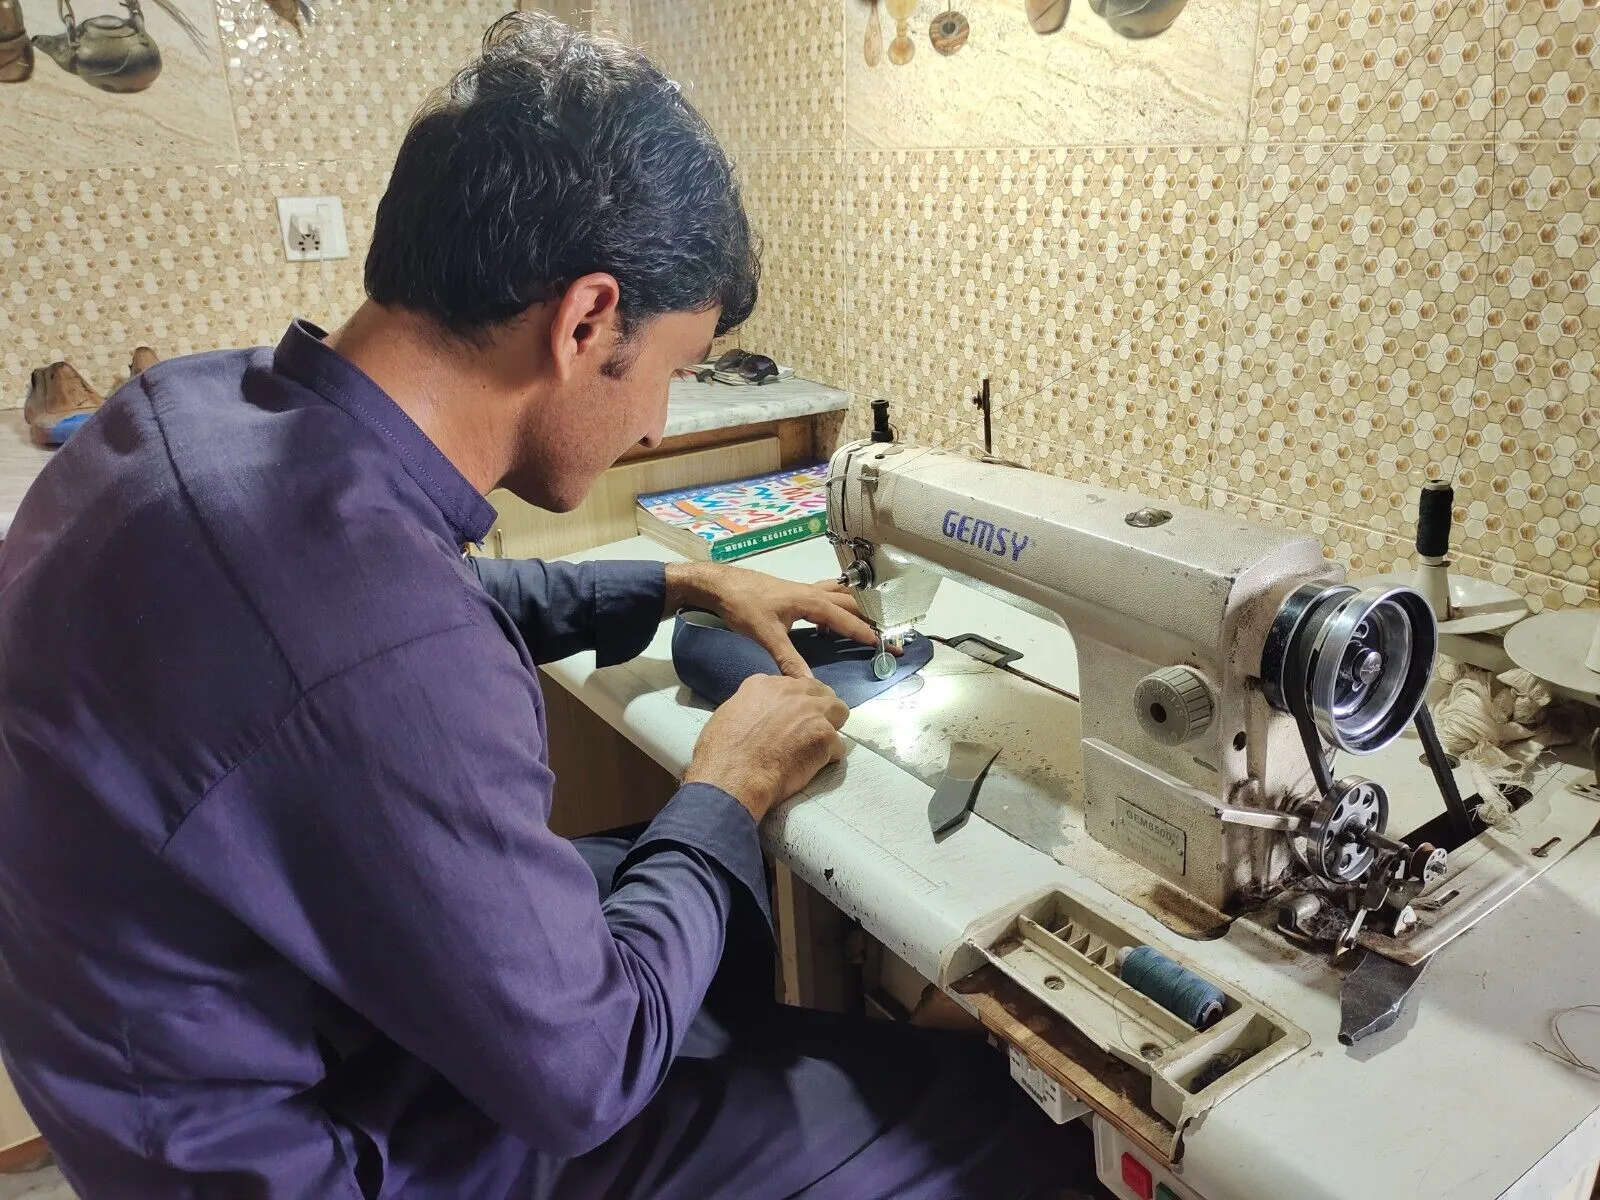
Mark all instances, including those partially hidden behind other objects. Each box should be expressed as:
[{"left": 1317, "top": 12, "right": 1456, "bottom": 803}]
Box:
[
  {"left": 928, "top": 741, "right": 999, "bottom": 835},
  {"left": 1337, "top": 953, "right": 1429, "bottom": 1046},
  {"left": 826, "top": 439, "right": 1596, "bottom": 1054}
]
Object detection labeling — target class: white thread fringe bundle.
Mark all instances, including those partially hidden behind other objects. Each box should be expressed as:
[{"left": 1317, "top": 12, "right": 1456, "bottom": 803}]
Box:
[{"left": 1432, "top": 660, "right": 1589, "bottom": 824}]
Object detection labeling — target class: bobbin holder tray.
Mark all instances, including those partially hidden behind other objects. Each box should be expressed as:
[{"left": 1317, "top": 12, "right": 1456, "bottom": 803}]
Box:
[{"left": 948, "top": 887, "right": 1309, "bottom": 1154}]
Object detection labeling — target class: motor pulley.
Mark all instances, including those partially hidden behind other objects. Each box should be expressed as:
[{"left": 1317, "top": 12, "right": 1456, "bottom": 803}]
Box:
[{"left": 1262, "top": 583, "right": 1437, "bottom": 754}]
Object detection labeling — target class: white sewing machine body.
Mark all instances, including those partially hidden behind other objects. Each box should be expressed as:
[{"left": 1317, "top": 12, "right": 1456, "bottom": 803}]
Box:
[
  {"left": 828, "top": 440, "right": 1334, "bottom": 914},
  {"left": 825, "top": 440, "right": 1596, "bottom": 1110}
]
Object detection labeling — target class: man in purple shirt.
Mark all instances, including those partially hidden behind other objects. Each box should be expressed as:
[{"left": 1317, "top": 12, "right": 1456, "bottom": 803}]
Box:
[{"left": 0, "top": 13, "right": 1085, "bottom": 1199}]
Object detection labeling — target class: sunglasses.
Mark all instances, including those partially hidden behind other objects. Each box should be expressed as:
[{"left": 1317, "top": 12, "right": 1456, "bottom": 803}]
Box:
[{"left": 700, "top": 349, "right": 779, "bottom": 385}]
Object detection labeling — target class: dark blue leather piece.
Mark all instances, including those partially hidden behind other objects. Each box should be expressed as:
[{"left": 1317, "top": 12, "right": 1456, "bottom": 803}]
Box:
[{"left": 672, "top": 613, "right": 934, "bottom": 707}]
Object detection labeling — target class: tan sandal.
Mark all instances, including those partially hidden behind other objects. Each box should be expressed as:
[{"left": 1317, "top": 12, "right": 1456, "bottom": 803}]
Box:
[{"left": 25, "top": 362, "right": 104, "bottom": 446}]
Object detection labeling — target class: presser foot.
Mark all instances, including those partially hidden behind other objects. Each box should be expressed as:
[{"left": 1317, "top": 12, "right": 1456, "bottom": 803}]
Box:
[{"left": 871, "top": 629, "right": 907, "bottom": 680}]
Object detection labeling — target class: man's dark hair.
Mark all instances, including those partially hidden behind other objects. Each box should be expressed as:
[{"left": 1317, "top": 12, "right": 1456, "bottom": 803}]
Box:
[{"left": 365, "top": 12, "right": 759, "bottom": 352}]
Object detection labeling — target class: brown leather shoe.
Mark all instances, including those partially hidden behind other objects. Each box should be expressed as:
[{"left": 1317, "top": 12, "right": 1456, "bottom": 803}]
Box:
[
  {"left": 25, "top": 362, "right": 104, "bottom": 445},
  {"left": 129, "top": 346, "right": 160, "bottom": 376},
  {"left": 0, "top": 0, "right": 32, "bottom": 83}
]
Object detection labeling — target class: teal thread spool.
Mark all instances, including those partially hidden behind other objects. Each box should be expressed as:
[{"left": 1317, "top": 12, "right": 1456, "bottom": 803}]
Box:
[{"left": 1116, "top": 945, "right": 1225, "bottom": 1030}]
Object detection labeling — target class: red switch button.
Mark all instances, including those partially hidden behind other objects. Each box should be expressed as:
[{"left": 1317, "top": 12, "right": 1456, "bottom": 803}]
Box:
[{"left": 1120, "top": 1152, "right": 1153, "bottom": 1200}]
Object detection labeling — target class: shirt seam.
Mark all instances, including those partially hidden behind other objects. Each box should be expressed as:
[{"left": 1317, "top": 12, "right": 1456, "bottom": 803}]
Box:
[
  {"left": 156, "top": 620, "right": 479, "bottom": 856},
  {"left": 140, "top": 372, "right": 307, "bottom": 694}
]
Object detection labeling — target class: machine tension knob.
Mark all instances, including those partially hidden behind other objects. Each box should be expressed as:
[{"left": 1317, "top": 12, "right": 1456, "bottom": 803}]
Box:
[
  {"left": 1134, "top": 667, "right": 1216, "bottom": 746},
  {"left": 838, "top": 560, "right": 873, "bottom": 590}
]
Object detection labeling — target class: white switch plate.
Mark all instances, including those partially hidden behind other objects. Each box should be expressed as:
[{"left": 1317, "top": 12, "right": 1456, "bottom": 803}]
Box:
[
  {"left": 1008, "top": 1045, "right": 1091, "bottom": 1124},
  {"left": 276, "top": 196, "right": 350, "bottom": 262}
]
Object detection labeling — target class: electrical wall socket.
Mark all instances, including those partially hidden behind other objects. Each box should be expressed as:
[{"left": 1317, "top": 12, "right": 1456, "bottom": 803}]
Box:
[{"left": 276, "top": 196, "right": 350, "bottom": 262}]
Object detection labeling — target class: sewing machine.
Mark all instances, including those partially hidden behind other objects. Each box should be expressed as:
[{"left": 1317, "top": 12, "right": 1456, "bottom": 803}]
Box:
[{"left": 824, "top": 439, "right": 1600, "bottom": 1173}]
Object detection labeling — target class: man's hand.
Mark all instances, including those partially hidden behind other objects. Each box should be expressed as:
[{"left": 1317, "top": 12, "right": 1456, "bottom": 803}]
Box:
[
  {"left": 683, "top": 675, "right": 849, "bottom": 821},
  {"left": 665, "top": 562, "right": 878, "bottom": 679}
]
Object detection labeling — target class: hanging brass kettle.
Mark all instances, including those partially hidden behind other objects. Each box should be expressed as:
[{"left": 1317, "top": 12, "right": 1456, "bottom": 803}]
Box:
[
  {"left": 1088, "top": 0, "right": 1189, "bottom": 38},
  {"left": 34, "top": 0, "right": 163, "bottom": 93},
  {"left": 0, "top": 0, "right": 32, "bottom": 83}
]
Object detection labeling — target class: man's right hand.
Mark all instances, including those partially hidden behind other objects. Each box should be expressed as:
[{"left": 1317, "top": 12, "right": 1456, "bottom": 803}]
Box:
[{"left": 683, "top": 675, "right": 849, "bottom": 822}]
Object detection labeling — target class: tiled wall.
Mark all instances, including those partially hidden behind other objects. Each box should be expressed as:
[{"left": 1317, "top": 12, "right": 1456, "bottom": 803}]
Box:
[
  {"left": 632, "top": 0, "right": 1598, "bottom": 610},
  {"left": 0, "top": 1, "right": 510, "bottom": 405},
  {"left": 4, "top": 0, "right": 1589, "bottom": 606}
]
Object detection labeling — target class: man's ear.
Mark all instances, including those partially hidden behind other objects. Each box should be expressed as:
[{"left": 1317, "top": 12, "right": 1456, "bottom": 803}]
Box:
[{"left": 549, "top": 273, "right": 624, "bottom": 382}]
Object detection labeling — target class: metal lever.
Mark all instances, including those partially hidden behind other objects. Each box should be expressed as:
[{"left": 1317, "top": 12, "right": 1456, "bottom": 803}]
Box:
[
  {"left": 1340, "top": 952, "right": 1429, "bottom": 1045},
  {"left": 1336, "top": 831, "right": 1448, "bottom": 955},
  {"left": 1215, "top": 806, "right": 1304, "bottom": 833},
  {"left": 1414, "top": 705, "right": 1477, "bottom": 843},
  {"left": 928, "top": 741, "right": 999, "bottom": 836},
  {"left": 970, "top": 376, "right": 992, "bottom": 456}
]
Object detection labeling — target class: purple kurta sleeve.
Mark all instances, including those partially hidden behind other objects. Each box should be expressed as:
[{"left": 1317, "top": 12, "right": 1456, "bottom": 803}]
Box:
[
  {"left": 469, "top": 557, "right": 668, "bottom": 667},
  {"left": 159, "top": 616, "right": 767, "bottom": 1159}
]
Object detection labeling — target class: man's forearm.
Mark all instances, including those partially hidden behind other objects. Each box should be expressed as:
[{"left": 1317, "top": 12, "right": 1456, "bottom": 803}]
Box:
[{"left": 663, "top": 561, "right": 722, "bottom": 619}]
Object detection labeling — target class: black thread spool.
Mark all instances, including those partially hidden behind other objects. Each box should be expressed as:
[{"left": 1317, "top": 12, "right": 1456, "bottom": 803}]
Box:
[
  {"left": 1416, "top": 481, "right": 1454, "bottom": 559},
  {"left": 871, "top": 399, "right": 895, "bottom": 443}
]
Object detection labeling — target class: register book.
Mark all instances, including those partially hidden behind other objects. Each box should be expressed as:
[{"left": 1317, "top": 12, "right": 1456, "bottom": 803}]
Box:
[{"left": 635, "top": 463, "right": 829, "bottom": 562}]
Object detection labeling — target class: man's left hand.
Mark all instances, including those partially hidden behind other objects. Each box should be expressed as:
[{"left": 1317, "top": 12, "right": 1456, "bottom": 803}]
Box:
[{"left": 665, "top": 562, "right": 880, "bottom": 679}]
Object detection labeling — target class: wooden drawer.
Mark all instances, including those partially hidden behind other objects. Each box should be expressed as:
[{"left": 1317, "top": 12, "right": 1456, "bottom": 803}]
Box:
[{"left": 484, "top": 436, "right": 781, "bottom": 562}]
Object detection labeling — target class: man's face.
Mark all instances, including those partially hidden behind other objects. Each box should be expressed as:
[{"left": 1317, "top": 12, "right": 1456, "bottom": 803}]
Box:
[{"left": 504, "top": 305, "right": 719, "bottom": 513}]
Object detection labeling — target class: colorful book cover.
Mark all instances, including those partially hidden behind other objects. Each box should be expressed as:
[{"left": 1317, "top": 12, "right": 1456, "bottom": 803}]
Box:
[{"left": 637, "top": 463, "right": 830, "bottom": 560}]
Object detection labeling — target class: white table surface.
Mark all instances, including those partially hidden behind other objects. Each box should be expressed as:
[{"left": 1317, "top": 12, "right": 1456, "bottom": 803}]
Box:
[
  {"left": 541, "top": 534, "right": 1600, "bottom": 1200},
  {"left": 661, "top": 376, "right": 847, "bottom": 438}
]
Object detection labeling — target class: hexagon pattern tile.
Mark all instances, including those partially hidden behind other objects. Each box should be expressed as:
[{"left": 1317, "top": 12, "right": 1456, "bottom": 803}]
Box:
[
  {"left": 822, "top": 0, "right": 1590, "bottom": 606},
  {"left": 632, "top": 0, "right": 843, "bottom": 152},
  {"left": 1250, "top": 0, "right": 1498, "bottom": 144},
  {"left": 0, "top": 161, "right": 384, "bottom": 400},
  {"left": 215, "top": 0, "right": 505, "bottom": 162},
  {"left": 1209, "top": 484, "right": 1599, "bottom": 609},
  {"left": 1, "top": 0, "right": 503, "bottom": 402},
  {"left": 731, "top": 152, "right": 847, "bottom": 387},
  {"left": 846, "top": 147, "right": 1239, "bottom": 484},
  {"left": 1458, "top": 137, "right": 1600, "bottom": 583},
  {"left": 1222, "top": 140, "right": 1496, "bottom": 536},
  {"left": 1498, "top": 0, "right": 1600, "bottom": 142}
]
